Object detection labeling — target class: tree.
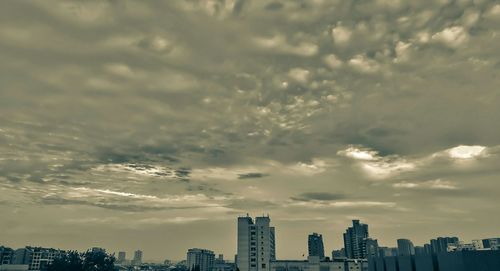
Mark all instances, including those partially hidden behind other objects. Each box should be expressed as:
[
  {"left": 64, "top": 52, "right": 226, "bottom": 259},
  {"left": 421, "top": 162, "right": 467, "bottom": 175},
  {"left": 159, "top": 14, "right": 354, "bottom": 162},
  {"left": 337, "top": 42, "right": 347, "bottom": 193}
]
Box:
[
  {"left": 47, "top": 251, "right": 83, "bottom": 271},
  {"left": 81, "top": 249, "right": 115, "bottom": 271},
  {"left": 47, "top": 249, "right": 115, "bottom": 271}
]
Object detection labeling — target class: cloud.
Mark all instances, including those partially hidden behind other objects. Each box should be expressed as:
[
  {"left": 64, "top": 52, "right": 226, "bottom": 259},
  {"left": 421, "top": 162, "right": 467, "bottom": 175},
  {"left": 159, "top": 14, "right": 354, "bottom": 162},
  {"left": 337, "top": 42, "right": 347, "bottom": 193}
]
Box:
[
  {"left": 348, "top": 55, "right": 380, "bottom": 73},
  {"left": 331, "top": 24, "right": 352, "bottom": 46},
  {"left": 323, "top": 54, "right": 343, "bottom": 69},
  {"left": 288, "top": 68, "right": 310, "bottom": 83},
  {"left": 41, "top": 187, "right": 230, "bottom": 212},
  {"left": 446, "top": 145, "right": 487, "bottom": 159},
  {"left": 238, "top": 173, "right": 269, "bottom": 179},
  {"left": 337, "top": 146, "right": 378, "bottom": 161},
  {"left": 338, "top": 146, "right": 415, "bottom": 179},
  {"left": 393, "top": 179, "right": 459, "bottom": 190},
  {"left": 431, "top": 26, "right": 469, "bottom": 48},
  {"left": 93, "top": 163, "right": 191, "bottom": 179},
  {"left": 288, "top": 200, "right": 397, "bottom": 209},
  {"left": 291, "top": 192, "right": 346, "bottom": 202},
  {"left": 253, "top": 34, "right": 318, "bottom": 57},
  {"left": 2, "top": 0, "right": 500, "bottom": 261}
]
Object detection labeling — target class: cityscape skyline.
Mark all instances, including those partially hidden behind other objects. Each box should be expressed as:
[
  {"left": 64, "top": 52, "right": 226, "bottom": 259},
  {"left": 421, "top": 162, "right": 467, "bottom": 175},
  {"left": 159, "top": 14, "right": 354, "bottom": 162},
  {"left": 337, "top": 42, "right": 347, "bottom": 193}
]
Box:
[
  {"left": 2, "top": 0, "right": 500, "bottom": 266},
  {"left": 2, "top": 216, "right": 499, "bottom": 271},
  {"left": 1, "top": 215, "right": 497, "bottom": 262}
]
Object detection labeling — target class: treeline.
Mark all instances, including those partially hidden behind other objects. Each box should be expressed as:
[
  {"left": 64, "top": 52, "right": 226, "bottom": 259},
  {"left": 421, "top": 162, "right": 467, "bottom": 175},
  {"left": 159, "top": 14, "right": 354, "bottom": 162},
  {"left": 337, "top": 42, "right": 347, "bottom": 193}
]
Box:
[{"left": 48, "top": 249, "right": 115, "bottom": 271}]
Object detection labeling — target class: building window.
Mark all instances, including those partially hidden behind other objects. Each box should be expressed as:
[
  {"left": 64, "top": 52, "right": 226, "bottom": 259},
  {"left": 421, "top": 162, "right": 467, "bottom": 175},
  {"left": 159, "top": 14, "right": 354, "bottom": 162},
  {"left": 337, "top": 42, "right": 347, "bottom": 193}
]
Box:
[{"left": 262, "top": 264, "right": 266, "bottom": 268}]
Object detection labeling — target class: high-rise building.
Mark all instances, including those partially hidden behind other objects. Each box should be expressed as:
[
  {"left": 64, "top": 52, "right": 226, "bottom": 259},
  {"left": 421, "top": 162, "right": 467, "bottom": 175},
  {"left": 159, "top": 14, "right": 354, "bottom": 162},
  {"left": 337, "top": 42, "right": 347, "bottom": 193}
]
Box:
[
  {"left": 237, "top": 215, "right": 276, "bottom": 271},
  {"left": 430, "top": 237, "right": 459, "bottom": 253},
  {"left": 343, "top": 220, "right": 369, "bottom": 259},
  {"left": 364, "top": 238, "right": 379, "bottom": 258},
  {"left": 117, "top": 251, "right": 126, "bottom": 263},
  {"left": 133, "top": 250, "right": 143, "bottom": 265},
  {"left": 397, "top": 239, "right": 415, "bottom": 256},
  {"left": 308, "top": 233, "right": 325, "bottom": 259},
  {"left": 187, "top": 248, "right": 215, "bottom": 271}
]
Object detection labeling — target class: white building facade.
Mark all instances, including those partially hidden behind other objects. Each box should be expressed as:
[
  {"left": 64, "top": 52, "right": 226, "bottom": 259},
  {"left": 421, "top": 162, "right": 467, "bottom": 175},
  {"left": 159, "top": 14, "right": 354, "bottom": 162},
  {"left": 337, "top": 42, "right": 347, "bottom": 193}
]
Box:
[{"left": 237, "top": 215, "right": 276, "bottom": 271}]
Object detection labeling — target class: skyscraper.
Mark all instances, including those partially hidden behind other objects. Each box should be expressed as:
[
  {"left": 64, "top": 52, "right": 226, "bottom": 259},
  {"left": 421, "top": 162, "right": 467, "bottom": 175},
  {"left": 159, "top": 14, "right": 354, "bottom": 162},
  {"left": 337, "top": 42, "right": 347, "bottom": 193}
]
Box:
[
  {"left": 237, "top": 215, "right": 276, "bottom": 271},
  {"left": 343, "top": 220, "right": 369, "bottom": 259},
  {"left": 187, "top": 248, "right": 215, "bottom": 271},
  {"left": 133, "top": 250, "right": 143, "bottom": 265},
  {"left": 308, "top": 233, "right": 325, "bottom": 259},
  {"left": 397, "top": 239, "right": 415, "bottom": 256}
]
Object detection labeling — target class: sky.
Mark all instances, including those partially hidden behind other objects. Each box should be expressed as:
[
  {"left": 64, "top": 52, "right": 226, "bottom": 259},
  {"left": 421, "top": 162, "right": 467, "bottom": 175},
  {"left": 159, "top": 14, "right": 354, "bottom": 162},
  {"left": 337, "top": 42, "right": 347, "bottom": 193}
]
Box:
[{"left": 1, "top": 0, "right": 500, "bottom": 262}]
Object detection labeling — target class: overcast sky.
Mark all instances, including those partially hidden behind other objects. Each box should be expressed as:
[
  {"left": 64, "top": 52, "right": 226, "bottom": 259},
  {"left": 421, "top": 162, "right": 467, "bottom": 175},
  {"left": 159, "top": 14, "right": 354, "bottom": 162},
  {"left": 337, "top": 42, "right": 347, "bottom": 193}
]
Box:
[{"left": 1, "top": 0, "right": 500, "bottom": 262}]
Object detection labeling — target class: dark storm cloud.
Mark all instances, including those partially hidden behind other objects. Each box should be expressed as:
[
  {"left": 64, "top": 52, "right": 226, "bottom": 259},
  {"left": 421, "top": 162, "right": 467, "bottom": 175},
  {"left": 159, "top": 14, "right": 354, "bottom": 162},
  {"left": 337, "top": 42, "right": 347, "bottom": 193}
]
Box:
[
  {"left": 1, "top": 0, "right": 500, "bottom": 261},
  {"left": 291, "top": 192, "right": 347, "bottom": 202},
  {"left": 238, "top": 172, "right": 269, "bottom": 179}
]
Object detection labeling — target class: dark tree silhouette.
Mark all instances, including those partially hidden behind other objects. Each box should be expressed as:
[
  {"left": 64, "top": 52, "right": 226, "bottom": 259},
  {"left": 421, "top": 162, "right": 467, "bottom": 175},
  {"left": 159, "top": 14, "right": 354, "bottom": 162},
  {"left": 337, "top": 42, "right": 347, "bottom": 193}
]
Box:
[
  {"left": 81, "top": 249, "right": 115, "bottom": 271},
  {"left": 47, "top": 249, "right": 115, "bottom": 271},
  {"left": 47, "top": 251, "right": 83, "bottom": 271}
]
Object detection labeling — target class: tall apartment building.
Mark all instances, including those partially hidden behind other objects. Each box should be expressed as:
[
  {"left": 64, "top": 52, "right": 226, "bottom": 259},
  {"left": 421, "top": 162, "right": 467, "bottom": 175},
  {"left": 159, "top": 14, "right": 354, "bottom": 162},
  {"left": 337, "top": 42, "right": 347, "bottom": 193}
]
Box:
[
  {"left": 308, "top": 233, "right": 325, "bottom": 259},
  {"left": 397, "top": 239, "right": 415, "bottom": 256},
  {"left": 343, "top": 220, "right": 369, "bottom": 259},
  {"left": 133, "top": 250, "right": 143, "bottom": 266},
  {"left": 237, "top": 215, "right": 276, "bottom": 271},
  {"left": 187, "top": 248, "right": 215, "bottom": 271}
]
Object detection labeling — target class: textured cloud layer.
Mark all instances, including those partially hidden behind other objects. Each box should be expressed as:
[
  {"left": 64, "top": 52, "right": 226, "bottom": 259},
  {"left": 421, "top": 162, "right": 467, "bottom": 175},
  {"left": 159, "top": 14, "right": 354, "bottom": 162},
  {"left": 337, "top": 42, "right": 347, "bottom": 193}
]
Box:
[{"left": 1, "top": 0, "right": 500, "bottom": 261}]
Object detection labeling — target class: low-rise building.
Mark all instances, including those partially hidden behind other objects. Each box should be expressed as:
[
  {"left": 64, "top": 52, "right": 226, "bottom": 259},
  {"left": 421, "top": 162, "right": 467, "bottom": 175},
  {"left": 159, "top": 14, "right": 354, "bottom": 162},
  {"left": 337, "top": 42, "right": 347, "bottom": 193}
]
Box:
[
  {"left": 270, "top": 256, "right": 367, "bottom": 271},
  {"left": 368, "top": 250, "right": 500, "bottom": 271}
]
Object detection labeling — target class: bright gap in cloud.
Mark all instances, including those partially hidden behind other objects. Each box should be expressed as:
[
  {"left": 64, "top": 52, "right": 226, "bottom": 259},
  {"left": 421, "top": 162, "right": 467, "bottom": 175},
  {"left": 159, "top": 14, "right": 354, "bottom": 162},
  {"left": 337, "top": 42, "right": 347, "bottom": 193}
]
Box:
[{"left": 447, "top": 145, "right": 486, "bottom": 159}]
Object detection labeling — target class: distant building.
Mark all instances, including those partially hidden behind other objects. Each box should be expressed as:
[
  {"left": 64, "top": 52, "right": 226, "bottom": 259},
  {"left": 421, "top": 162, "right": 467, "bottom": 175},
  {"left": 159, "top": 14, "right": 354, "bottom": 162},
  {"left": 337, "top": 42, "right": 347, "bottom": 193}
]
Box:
[
  {"left": 331, "top": 249, "right": 345, "bottom": 259},
  {"left": 4, "top": 247, "right": 65, "bottom": 271},
  {"left": 117, "top": 251, "right": 126, "bottom": 263},
  {"left": 447, "top": 240, "right": 484, "bottom": 252},
  {"left": 368, "top": 250, "right": 500, "bottom": 271},
  {"left": 423, "top": 244, "right": 432, "bottom": 254},
  {"left": 0, "top": 247, "right": 14, "bottom": 265},
  {"left": 90, "top": 247, "right": 105, "bottom": 253},
  {"left": 397, "top": 239, "right": 415, "bottom": 256},
  {"left": 308, "top": 233, "right": 325, "bottom": 259},
  {"left": 270, "top": 256, "right": 368, "bottom": 271},
  {"left": 482, "top": 238, "right": 500, "bottom": 250},
  {"left": 343, "top": 220, "right": 370, "bottom": 259},
  {"left": 133, "top": 250, "right": 143, "bottom": 266},
  {"left": 237, "top": 215, "right": 276, "bottom": 271},
  {"left": 213, "top": 255, "right": 236, "bottom": 271},
  {"left": 377, "top": 247, "right": 397, "bottom": 258},
  {"left": 0, "top": 265, "right": 29, "bottom": 271},
  {"left": 430, "top": 237, "right": 459, "bottom": 253},
  {"left": 364, "top": 239, "right": 379, "bottom": 258},
  {"left": 186, "top": 248, "right": 215, "bottom": 271},
  {"left": 414, "top": 246, "right": 426, "bottom": 255}
]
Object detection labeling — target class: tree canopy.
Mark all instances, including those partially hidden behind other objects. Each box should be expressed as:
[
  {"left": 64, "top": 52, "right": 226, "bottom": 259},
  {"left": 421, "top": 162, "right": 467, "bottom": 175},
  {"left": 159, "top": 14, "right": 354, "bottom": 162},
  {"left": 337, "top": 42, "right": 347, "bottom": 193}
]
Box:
[{"left": 47, "top": 249, "right": 115, "bottom": 271}]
